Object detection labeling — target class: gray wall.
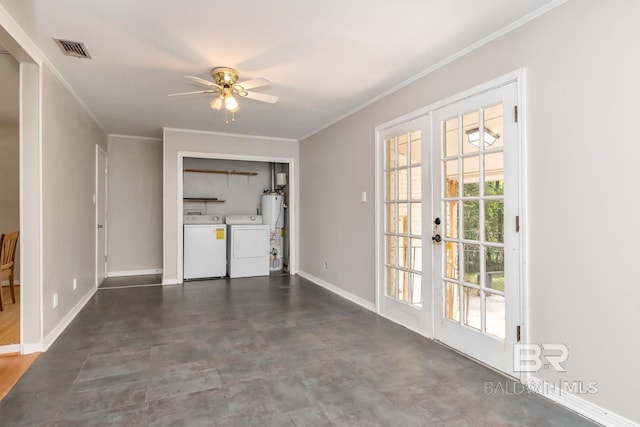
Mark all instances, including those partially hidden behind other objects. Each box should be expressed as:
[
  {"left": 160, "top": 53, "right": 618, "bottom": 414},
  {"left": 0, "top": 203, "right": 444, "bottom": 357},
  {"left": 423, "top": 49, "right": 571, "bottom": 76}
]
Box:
[
  {"left": 300, "top": 0, "right": 640, "bottom": 423},
  {"left": 107, "top": 136, "right": 163, "bottom": 275},
  {"left": 163, "top": 128, "right": 299, "bottom": 283},
  {"left": 42, "top": 65, "right": 107, "bottom": 337}
]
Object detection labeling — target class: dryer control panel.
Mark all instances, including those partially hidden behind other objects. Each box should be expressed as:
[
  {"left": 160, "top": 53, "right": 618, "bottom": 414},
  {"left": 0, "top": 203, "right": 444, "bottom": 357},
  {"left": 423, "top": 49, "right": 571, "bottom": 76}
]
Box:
[{"left": 225, "top": 215, "right": 263, "bottom": 225}]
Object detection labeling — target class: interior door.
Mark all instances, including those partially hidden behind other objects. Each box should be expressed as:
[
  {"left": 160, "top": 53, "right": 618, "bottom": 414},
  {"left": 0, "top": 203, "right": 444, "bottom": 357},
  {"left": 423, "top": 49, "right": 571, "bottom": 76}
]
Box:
[
  {"left": 95, "top": 146, "right": 107, "bottom": 286},
  {"left": 377, "top": 115, "right": 430, "bottom": 331},
  {"left": 432, "top": 82, "right": 520, "bottom": 376}
]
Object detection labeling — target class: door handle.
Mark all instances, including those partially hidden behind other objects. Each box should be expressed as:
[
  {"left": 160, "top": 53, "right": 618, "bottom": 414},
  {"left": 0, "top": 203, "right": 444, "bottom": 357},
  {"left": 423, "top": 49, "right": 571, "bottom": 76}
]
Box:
[
  {"left": 97, "top": 224, "right": 104, "bottom": 229},
  {"left": 432, "top": 217, "right": 441, "bottom": 243}
]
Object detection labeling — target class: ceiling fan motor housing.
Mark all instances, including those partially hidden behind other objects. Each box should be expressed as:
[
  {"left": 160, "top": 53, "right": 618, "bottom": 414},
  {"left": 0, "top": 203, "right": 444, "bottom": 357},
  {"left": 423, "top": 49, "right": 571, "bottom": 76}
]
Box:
[{"left": 212, "top": 67, "right": 239, "bottom": 86}]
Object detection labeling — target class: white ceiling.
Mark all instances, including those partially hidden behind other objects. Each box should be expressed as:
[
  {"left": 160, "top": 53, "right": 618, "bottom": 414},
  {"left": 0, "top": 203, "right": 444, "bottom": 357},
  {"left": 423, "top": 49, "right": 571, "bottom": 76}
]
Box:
[{"left": 0, "top": 0, "right": 560, "bottom": 140}]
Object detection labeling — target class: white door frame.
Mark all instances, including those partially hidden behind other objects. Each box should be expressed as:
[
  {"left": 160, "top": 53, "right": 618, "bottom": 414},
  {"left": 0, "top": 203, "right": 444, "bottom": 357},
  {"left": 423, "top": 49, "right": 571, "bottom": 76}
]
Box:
[
  {"left": 176, "top": 151, "right": 297, "bottom": 283},
  {"left": 95, "top": 145, "right": 107, "bottom": 287},
  {"left": 375, "top": 69, "right": 527, "bottom": 378}
]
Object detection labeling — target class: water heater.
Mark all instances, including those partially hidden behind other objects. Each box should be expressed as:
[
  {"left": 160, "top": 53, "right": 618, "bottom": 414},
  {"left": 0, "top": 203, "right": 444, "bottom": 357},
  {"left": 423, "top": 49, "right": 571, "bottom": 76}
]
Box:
[{"left": 261, "top": 194, "right": 285, "bottom": 271}]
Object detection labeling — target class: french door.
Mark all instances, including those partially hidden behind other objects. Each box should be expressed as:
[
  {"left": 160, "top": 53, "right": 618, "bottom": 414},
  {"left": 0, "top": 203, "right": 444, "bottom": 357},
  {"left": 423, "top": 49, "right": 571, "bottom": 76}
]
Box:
[
  {"left": 377, "top": 80, "right": 521, "bottom": 377},
  {"left": 377, "top": 115, "right": 430, "bottom": 332},
  {"left": 432, "top": 82, "right": 520, "bottom": 376}
]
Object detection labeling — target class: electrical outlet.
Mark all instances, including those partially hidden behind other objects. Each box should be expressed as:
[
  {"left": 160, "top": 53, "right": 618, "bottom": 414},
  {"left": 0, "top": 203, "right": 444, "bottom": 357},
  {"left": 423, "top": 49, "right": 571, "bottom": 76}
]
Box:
[
  {"left": 53, "top": 293, "right": 58, "bottom": 308},
  {"left": 73, "top": 278, "right": 77, "bottom": 291},
  {"left": 323, "top": 261, "right": 328, "bottom": 270}
]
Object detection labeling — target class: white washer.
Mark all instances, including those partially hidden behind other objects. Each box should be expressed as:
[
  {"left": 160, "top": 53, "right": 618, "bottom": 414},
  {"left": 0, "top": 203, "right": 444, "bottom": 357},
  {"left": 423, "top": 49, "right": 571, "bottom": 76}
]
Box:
[
  {"left": 226, "top": 215, "right": 270, "bottom": 279},
  {"left": 184, "top": 215, "right": 226, "bottom": 280}
]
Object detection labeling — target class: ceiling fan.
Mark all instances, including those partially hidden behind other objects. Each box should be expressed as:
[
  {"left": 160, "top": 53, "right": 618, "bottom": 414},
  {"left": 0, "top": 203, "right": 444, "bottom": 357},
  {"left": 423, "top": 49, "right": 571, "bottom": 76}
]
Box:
[{"left": 169, "top": 67, "right": 279, "bottom": 122}]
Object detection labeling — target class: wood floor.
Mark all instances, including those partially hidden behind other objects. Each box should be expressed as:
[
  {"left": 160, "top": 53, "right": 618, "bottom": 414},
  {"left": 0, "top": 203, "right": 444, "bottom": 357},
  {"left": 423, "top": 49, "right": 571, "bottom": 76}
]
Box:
[
  {"left": 0, "top": 285, "right": 20, "bottom": 345},
  {"left": 0, "top": 352, "right": 39, "bottom": 401}
]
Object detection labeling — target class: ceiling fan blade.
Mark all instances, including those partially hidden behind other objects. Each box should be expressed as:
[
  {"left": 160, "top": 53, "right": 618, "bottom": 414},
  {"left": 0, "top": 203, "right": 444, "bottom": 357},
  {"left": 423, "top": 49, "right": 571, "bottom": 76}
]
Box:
[
  {"left": 241, "top": 91, "right": 279, "bottom": 104},
  {"left": 168, "top": 90, "right": 217, "bottom": 97},
  {"left": 184, "top": 75, "right": 219, "bottom": 88},
  {"left": 235, "top": 77, "right": 271, "bottom": 91}
]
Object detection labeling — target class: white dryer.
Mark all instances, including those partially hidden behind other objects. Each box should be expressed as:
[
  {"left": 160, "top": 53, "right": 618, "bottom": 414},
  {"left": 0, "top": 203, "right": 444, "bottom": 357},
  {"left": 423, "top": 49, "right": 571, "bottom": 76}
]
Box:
[{"left": 225, "top": 215, "right": 270, "bottom": 278}]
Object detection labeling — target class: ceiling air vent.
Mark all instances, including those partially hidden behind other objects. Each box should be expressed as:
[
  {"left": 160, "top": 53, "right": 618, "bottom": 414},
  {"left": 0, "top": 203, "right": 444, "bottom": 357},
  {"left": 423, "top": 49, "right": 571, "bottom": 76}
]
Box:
[{"left": 54, "top": 39, "right": 91, "bottom": 59}]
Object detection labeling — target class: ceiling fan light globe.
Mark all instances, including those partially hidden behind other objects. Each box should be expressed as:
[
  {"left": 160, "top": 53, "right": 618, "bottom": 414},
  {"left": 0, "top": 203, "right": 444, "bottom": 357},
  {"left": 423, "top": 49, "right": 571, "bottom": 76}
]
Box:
[
  {"left": 225, "top": 94, "right": 239, "bottom": 112},
  {"left": 210, "top": 96, "right": 223, "bottom": 110}
]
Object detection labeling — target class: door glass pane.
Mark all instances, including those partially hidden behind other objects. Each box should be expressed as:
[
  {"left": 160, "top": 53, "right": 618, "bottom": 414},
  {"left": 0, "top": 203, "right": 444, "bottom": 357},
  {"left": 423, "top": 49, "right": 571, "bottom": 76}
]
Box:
[
  {"left": 386, "top": 267, "right": 396, "bottom": 297},
  {"left": 385, "top": 235, "right": 396, "bottom": 265},
  {"left": 444, "top": 160, "right": 458, "bottom": 197},
  {"left": 398, "top": 134, "right": 408, "bottom": 167},
  {"left": 398, "top": 270, "right": 409, "bottom": 302},
  {"left": 410, "top": 131, "right": 421, "bottom": 164},
  {"left": 398, "top": 203, "right": 408, "bottom": 234},
  {"left": 444, "top": 282, "right": 460, "bottom": 321},
  {"left": 410, "top": 203, "right": 421, "bottom": 236},
  {"left": 386, "top": 171, "right": 396, "bottom": 201},
  {"left": 386, "top": 137, "right": 396, "bottom": 168},
  {"left": 484, "top": 104, "right": 503, "bottom": 150},
  {"left": 410, "top": 238, "right": 422, "bottom": 272},
  {"left": 445, "top": 201, "right": 458, "bottom": 239},
  {"left": 386, "top": 204, "right": 396, "bottom": 233},
  {"left": 445, "top": 242, "right": 459, "bottom": 280},
  {"left": 411, "top": 274, "right": 422, "bottom": 306},
  {"left": 444, "top": 117, "right": 459, "bottom": 157},
  {"left": 485, "top": 247, "right": 504, "bottom": 292},
  {"left": 383, "top": 124, "right": 423, "bottom": 308},
  {"left": 463, "top": 201, "right": 480, "bottom": 240},
  {"left": 410, "top": 167, "right": 421, "bottom": 200},
  {"left": 463, "top": 243, "right": 480, "bottom": 284},
  {"left": 462, "top": 156, "right": 480, "bottom": 197},
  {"left": 485, "top": 293, "right": 505, "bottom": 339},
  {"left": 463, "top": 286, "right": 481, "bottom": 330},
  {"left": 462, "top": 111, "right": 480, "bottom": 154},
  {"left": 398, "top": 236, "right": 409, "bottom": 269},
  {"left": 485, "top": 200, "right": 504, "bottom": 243},
  {"left": 484, "top": 152, "right": 504, "bottom": 195},
  {"left": 398, "top": 169, "right": 408, "bottom": 200}
]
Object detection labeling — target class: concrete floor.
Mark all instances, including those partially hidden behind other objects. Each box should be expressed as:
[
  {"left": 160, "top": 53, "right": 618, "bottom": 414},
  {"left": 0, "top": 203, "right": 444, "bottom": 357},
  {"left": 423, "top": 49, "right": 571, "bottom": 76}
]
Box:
[{"left": 0, "top": 275, "right": 595, "bottom": 426}]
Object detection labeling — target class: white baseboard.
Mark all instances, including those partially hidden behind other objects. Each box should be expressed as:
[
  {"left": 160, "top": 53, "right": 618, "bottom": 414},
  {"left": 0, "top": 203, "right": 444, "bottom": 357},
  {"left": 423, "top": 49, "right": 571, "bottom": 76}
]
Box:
[
  {"left": 107, "top": 268, "right": 162, "bottom": 277},
  {"left": 22, "top": 342, "right": 44, "bottom": 354},
  {"left": 0, "top": 344, "right": 20, "bottom": 355},
  {"left": 162, "top": 279, "right": 179, "bottom": 285},
  {"left": 527, "top": 376, "right": 639, "bottom": 427},
  {"left": 43, "top": 286, "right": 97, "bottom": 351},
  {"left": 297, "top": 271, "right": 376, "bottom": 312}
]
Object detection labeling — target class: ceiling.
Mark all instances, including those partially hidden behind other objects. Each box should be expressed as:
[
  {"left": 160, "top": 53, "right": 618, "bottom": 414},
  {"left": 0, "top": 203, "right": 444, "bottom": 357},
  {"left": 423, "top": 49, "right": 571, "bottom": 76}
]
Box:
[{"left": 0, "top": 0, "right": 560, "bottom": 140}]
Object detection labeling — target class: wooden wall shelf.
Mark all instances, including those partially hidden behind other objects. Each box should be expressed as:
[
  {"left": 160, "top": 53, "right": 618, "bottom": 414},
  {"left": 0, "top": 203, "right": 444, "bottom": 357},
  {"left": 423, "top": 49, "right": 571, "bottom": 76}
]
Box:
[
  {"left": 183, "top": 198, "right": 225, "bottom": 203},
  {"left": 184, "top": 168, "right": 258, "bottom": 177}
]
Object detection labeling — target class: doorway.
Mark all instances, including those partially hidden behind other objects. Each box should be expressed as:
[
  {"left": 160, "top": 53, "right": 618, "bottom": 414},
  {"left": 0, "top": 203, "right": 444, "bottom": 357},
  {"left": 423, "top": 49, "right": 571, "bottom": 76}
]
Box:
[
  {"left": 95, "top": 146, "right": 107, "bottom": 287},
  {"left": 0, "top": 45, "right": 20, "bottom": 349},
  {"left": 377, "top": 77, "right": 523, "bottom": 377}
]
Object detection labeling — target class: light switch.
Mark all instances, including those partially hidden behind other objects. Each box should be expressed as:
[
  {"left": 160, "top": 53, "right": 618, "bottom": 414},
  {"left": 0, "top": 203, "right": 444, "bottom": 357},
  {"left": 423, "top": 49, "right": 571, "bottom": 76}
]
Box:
[{"left": 361, "top": 191, "right": 367, "bottom": 203}]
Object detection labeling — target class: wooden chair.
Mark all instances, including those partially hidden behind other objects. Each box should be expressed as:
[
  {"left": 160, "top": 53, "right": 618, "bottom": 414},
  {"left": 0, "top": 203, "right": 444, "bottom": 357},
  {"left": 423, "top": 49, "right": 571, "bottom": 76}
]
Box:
[{"left": 0, "top": 231, "right": 19, "bottom": 311}]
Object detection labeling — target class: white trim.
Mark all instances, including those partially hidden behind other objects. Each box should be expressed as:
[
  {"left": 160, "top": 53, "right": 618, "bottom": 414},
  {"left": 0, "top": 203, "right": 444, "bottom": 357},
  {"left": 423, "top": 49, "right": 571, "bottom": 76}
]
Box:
[
  {"left": 163, "top": 126, "right": 297, "bottom": 143},
  {"left": 107, "top": 268, "right": 162, "bottom": 277},
  {"left": 37, "top": 63, "right": 44, "bottom": 348},
  {"left": 526, "top": 376, "right": 639, "bottom": 427},
  {"left": 108, "top": 134, "right": 162, "bottom": 142},
  {"left": 298, "top": 271, "right": 376, "bottom": 312},
  {"left": 0, "top": 344, "right": 20, "bottom": 355},
  {"left": 176, "top": 150, "right": 298, "bottom": 282},
  {"left": 300, "top": 0, "right": 567, "bottom": 141},
  {"left": 43, "top": 286, "right": 96, "bottom": 350},
  {"left": 0, "top": 4, "right": 42, "bottom": 64},
  {"left": 21, "top": 342, "right": 43, "bottom": 354},
  {"left": 162, "top": 279, "right": 179, "bottom": 286}
]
